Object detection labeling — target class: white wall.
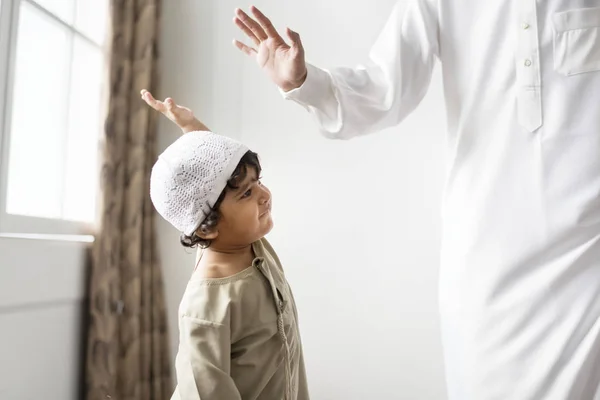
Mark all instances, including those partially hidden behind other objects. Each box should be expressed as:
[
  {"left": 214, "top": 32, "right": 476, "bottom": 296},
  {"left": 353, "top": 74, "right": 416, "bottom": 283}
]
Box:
[
  {"left": 0, "top": 236, "right": 88, "bottom": 399},
  {"left": 158, "top": 1, "right": 448, "bottom": 399}
]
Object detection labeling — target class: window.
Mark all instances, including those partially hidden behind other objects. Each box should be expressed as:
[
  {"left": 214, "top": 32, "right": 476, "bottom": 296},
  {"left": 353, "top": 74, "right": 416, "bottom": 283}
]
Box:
[{"left": 0, "top": 0, "right": 109, "bottom": 235}]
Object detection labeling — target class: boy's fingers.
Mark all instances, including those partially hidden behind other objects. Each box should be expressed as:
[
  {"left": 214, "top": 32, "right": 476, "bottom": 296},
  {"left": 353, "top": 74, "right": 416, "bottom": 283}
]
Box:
[
  {"left": 141, "top": 89, "right": 157, "bottom": 103},
  {"left": 165, "top": 98, "right": 175, "bottom": 111},
  {"left": 141, "top": 91, "right": 167, "bottom": 112}
]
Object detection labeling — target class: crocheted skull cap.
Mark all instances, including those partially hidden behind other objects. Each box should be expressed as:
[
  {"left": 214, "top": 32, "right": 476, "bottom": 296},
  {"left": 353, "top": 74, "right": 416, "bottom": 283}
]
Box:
[{"left": 150, "top": 131, "right": 249, "bottom": 236}]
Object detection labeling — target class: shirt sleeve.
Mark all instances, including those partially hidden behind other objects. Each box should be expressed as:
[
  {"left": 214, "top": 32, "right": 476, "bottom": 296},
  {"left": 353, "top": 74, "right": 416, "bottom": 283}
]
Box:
[
  {"left": 282, "top": 0, "right": 440, "bottom": 140},
  {"left": 173, "top": 316, "right": 242, "bottom": 400}
]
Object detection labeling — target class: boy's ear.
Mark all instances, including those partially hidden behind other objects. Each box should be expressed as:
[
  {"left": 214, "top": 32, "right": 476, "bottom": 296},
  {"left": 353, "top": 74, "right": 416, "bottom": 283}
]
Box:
[{"left": 195, "top": 226, "right": 218, "bottom": 240}]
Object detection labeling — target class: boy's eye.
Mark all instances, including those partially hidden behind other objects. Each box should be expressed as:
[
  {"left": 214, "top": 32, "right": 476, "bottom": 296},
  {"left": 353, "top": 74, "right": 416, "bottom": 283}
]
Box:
[{"left": 242, "top": 189, "right": 252, "bottom": 198}]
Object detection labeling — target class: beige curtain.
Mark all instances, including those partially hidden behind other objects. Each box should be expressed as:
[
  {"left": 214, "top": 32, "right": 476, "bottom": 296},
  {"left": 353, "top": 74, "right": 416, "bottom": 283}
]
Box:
[{"left": 85, "top": 0, "right": 172, "bottom": 399}]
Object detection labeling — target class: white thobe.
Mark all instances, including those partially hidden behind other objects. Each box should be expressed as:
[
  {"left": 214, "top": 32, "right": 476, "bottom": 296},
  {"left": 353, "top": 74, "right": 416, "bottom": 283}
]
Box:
[{"left": 283, "top": 1, "right": 600, "bottom": 399}]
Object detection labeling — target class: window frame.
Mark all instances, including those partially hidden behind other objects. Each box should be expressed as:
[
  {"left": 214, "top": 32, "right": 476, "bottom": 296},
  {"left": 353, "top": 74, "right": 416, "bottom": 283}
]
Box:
[{"left": 0, "top": 0, "right": 107, "bottom": 236}]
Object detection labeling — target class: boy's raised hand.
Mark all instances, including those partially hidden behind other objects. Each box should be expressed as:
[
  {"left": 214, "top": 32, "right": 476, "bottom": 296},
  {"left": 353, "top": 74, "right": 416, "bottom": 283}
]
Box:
[
  {"left": 233, "top": 6, "right": 307, "bottom": 92},
  {"left": 141, "top": 89, "right": 210, "bottom": 133}
]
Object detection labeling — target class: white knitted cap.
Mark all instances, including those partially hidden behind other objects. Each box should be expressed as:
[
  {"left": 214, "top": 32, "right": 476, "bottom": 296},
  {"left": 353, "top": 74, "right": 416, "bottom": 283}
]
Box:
[{"left": 150, "top": 131, "right": 249, "bottom": 236}]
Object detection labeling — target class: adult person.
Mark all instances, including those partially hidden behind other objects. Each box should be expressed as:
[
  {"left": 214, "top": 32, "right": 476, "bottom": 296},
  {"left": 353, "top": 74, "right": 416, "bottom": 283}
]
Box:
[{"left": 233, "top": 2, "right": 600, "bottom": 399}]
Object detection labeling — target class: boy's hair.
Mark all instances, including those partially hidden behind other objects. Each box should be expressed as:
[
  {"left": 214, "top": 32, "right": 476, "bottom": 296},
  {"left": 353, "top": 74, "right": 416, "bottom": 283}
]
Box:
[{"left": 180, "top": 150, "right": 262, "bottom": 249}]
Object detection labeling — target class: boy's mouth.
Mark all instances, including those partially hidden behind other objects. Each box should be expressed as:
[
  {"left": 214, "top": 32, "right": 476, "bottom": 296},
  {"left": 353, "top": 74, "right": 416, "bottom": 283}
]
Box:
[{"left": 259, "top": 202, "right": 272, "bottom": 218}]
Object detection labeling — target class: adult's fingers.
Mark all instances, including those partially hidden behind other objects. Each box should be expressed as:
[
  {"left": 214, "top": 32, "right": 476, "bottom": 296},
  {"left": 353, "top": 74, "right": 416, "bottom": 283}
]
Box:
[
  {"left": 235, "top": 8, "right": 267, "bottom": 42},
  {"left": 233, "top": 16, "right": 261, "bottom": 46},
  {"left": 233, "top": 39, "right": 257, "bottom": 56},
  {"left": 285, "top": 27, "right": 303, "bottom": 50},
  {"left": 250, "top": 6, "right": 284, "bottom": 41}
]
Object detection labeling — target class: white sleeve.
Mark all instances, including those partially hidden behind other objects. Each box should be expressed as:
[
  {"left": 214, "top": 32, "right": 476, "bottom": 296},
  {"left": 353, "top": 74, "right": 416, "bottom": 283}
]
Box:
[{"left": 282, "top": 0, "right": 440, "bottom": 140}]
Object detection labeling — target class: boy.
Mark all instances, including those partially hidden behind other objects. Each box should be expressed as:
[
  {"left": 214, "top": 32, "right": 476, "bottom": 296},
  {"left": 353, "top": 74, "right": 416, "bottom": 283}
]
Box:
[{"left": 142, "top": 90, "right": 309, "bottom": 400}]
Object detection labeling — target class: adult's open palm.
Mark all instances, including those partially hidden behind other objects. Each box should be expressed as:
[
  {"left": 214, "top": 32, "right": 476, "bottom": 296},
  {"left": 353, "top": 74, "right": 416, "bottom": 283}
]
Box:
[{"left": 233, "top": 6, "right": 307, "bottom": 92}]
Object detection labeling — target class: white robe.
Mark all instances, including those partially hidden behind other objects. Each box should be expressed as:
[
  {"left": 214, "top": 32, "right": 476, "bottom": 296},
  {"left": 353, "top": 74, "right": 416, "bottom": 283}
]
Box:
[{"left": 283, "top": 1, "right": 600, "bottom": 398}]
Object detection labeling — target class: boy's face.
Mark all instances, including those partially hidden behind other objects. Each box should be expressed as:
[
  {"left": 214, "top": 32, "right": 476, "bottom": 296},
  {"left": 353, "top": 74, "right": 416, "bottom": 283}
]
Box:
[{"left": 213, "top": 167, "right": 273, "bottom": 247}]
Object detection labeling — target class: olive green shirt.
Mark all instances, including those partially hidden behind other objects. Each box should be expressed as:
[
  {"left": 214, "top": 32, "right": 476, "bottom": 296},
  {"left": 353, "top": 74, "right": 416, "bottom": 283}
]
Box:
[{"left": 170, "top": 238, "right": 310, "bottom": 400}]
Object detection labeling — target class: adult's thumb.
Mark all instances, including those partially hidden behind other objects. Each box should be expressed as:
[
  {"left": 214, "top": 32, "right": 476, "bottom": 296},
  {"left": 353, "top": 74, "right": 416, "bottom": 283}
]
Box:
[{"left": 286, "top": 28, "right": 303, "bottom": 49}]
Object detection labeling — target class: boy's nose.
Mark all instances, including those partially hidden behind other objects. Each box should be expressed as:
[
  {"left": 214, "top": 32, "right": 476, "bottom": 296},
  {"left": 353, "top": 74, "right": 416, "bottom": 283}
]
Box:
[{"left": 259, "top": 186, "right": 271, "bottom": 204}]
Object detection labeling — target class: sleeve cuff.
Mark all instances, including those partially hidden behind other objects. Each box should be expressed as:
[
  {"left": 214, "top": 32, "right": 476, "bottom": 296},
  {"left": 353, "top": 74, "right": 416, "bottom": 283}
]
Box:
[{"left": 279, "top": 63, "right": 334, "bottom": 109}]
